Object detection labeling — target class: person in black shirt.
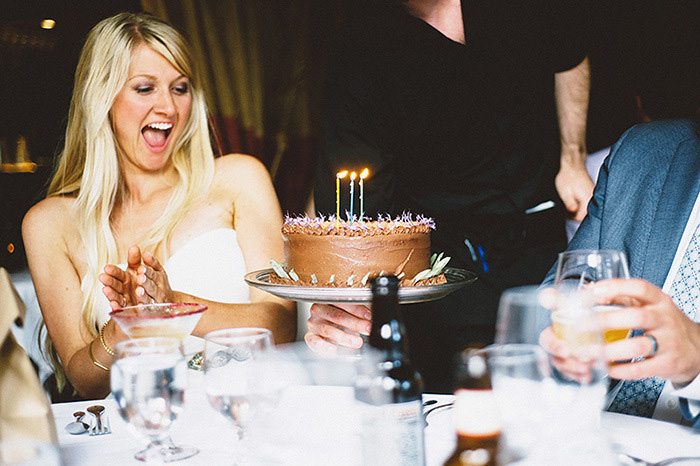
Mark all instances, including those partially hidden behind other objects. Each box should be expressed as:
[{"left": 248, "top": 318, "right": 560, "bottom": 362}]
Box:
[{"left": 306, "top": 0, "right": 592, "bottom": 392}]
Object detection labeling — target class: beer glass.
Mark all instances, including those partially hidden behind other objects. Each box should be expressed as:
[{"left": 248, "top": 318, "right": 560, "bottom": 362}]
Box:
[
  {"left": 554, "top": 249, "right": 630, "bottom": 287},
  {"left": 554, "top": 249, "right": 631, "bottom": 343}
]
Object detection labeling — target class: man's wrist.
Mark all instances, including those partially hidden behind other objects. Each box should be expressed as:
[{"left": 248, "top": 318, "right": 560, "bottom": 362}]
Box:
[{"left": 560, "top": 144, "right": 587, "bottom": 164}]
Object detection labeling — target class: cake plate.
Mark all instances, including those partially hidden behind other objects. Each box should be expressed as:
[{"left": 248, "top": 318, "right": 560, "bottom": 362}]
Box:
[{"left": 244, "top": 267, "right": 477, "bottom": 304}]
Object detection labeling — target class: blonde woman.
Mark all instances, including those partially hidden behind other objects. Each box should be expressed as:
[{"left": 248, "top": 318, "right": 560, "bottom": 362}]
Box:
[{"left": 22, "top": 12, "right": 295, "bottom": 400}]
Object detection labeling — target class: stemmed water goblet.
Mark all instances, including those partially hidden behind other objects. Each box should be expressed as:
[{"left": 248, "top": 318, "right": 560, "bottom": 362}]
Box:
[
  {"left": 110, "top": 337, "right": 198, "bottom": 462},
  {"left": 203, "top": 328, "right": 280, "bottom": 464}
]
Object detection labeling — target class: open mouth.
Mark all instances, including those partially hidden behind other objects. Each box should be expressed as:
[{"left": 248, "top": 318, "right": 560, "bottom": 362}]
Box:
[{"left": 141, "top": 122, "right": 173, "bottom": 151}]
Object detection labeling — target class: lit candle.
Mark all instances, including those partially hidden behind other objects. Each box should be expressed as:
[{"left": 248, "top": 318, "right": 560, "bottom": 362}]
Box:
[
  {"left": 359, "top": 168, "right": 369, "bottom": 220},
  {"left": 336, "top": 171, "right": 348, "bottom": 229},
  {"left": 350, "top": 171, "right": 357, "bottom": 225}
]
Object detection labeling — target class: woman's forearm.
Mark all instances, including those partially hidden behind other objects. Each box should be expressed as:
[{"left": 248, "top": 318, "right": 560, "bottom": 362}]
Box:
[
  {"left": 176, "top": 292, "right": 297, "bottom": 344},
  {"left": 65, "top": 338, "right": 114, "bottom": 399}
]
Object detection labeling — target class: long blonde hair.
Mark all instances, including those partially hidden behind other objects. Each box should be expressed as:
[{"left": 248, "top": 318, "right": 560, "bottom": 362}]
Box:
[{"left": 46, "top": 12, "right": 215, "bottom": 387}]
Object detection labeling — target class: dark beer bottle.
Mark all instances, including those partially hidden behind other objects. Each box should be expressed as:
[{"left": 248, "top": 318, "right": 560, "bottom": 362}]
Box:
[
  {"left": 355, "top": 275, "right": 425, "bottom": 465},
  {"left": 443, "top": 349, "right": 502, "bottom": 466}
]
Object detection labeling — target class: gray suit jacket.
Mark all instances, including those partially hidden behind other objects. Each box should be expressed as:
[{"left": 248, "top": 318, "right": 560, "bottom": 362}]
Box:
[
  {"left": 542, "top": 118, "right": 700, "bottom": 426},
  {"left": 544, "top": 118, "right": 700, "bottom": 286}
]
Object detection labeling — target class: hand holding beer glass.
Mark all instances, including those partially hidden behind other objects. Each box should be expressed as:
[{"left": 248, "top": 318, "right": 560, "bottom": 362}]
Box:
[{"left": 552, "top": 250, "right": 631, "bottom": 344}]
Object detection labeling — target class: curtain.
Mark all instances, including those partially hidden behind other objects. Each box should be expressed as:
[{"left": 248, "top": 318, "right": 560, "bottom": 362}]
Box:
[{"left": 140, "top": 0, "right": 343, "bottom": 213}]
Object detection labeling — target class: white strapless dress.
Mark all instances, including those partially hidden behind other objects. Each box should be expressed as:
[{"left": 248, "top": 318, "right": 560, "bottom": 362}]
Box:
[
  {"left": 99, "top": 228, "right": 251, "bottom": 335},
  {"left": 164, "top": 228, "right": 251, "bottom": 305}
]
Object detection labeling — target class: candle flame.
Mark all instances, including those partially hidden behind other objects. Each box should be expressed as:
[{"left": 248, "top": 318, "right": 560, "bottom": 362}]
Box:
[
  {"left": 337, "top": 170, "right": 348, "bottom": 179},
  {"left": 351, "top": 171, "right": 357, "bottom": 181},
  {"left": 360, "top": 168, "right": 369, "bottom": 179}
]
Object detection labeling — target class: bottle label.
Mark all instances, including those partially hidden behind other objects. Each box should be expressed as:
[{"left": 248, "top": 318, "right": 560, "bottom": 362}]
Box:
[
  {"left": 454, "top": 389, "right": 502, "bottom": 436},
  {"left": 358, "top": 399, "right": 425, "bottom": 465}
]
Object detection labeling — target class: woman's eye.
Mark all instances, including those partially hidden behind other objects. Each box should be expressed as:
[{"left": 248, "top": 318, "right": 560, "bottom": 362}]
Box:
[
  {"left": 173, "top": 83, "right": 189, "bottom": 94},
  {"left": 135, "top": 86, "right": 153, "bottom": 94}
]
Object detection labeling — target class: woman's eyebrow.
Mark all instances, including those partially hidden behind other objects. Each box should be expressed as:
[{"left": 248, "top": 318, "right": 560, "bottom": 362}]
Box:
[{"left": 127, "top": 73, "right": 187, "bottom": 82}]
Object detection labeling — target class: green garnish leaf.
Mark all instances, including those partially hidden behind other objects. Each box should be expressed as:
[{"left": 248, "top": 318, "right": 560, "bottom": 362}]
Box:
[
  {"left": 412, "top": 252, "right": 451, "bottom": 281},
  {"left": 412, "top": 269, "right": 432, "bottom": 281},
  {"left": 361, "top": 272, "right": 371, "bottom": 286},
  {"left": 270, "top": 260, "right": 290, "bottom": 279},
  {"left": 434, "top": 256, "right": 451, "bottom": 272}
]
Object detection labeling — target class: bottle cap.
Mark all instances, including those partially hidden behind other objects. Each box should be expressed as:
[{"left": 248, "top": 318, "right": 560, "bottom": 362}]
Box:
[{"left": 370, "top": 275, "right": 399, "bottom": 296}]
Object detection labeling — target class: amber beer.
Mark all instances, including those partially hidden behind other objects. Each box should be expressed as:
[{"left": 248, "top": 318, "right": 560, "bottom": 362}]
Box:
[
  {"left": 444, "top": 350, "right": 501, "bottom": 466},
  {"left": 444, "top": 427, "right": 501, "bottom": 466},
  {"left": 552, "top": 305, "right": 630, "bottom": 344},
  {"left": 594, "top": 305, "right": 631, "bottom": 342}
]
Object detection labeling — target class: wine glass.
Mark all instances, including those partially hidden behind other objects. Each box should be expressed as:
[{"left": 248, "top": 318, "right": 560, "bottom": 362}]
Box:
[
  {"left": 111, "top": 337, "right": 198, "bottom": 462},
  {"left": 203, "top": 328, "right": 279, "bottom": 463},
  {"left": 491, "top": 285, "right": 613, "bottom": 464},
  {"left": 496, "top": 285, "right": 608, "bottom": 388},
  {"left": 485, "top": 343, "right": 550, "bottom": 463},
  {"left": 491, "top": 286, "right": 557, "bottom": 461},
  {"left": 554, "top": 249, "right": 631, "bottom": 343}
]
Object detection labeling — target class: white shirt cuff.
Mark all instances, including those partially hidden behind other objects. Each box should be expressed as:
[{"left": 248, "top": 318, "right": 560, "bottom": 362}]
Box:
[{"left": 672, "top": 374, "right": 700, "bottom": 417}]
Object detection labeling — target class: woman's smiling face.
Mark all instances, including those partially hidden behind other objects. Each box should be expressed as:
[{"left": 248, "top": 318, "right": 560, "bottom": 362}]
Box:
[{"left": 110, "top": 43, "right": 192, "bottom": 173}]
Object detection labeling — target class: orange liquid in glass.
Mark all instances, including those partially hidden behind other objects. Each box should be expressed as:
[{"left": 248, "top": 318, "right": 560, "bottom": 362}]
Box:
[
  {"left": 552, "top": 306, "right": 629, "bottom": 344},
  {"left": 594, "top": 305, "right": 630, "bottom": 343}
]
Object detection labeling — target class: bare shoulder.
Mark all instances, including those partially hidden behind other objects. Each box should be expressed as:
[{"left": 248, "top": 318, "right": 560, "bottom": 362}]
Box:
[
  {"left": 215, "top": 153, "right": 269, "bottom": 178},
  {"left": 213, "top": 154, "right": 273, "bottom": 193},
  {"left": 22, "top": 195, "right": 76, "bottom": 242}
]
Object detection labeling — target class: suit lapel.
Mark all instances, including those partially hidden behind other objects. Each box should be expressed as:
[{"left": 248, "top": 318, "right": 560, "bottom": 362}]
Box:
[{"left": 641, "top": 138, "right": 700, "bottom": 286}]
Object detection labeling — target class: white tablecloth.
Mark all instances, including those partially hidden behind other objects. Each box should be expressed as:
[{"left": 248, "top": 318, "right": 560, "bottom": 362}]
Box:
[
  {"left": 52, "top": 373, "right": 700, "bottom": 466},
  {"left": 52, "top": 384, "right": 454, "bottom": 465}
]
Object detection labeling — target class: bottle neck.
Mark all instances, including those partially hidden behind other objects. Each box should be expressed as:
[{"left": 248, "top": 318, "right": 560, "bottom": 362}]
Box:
[{"left": 368, "top": 295, "right": 407, "bottom": 353}]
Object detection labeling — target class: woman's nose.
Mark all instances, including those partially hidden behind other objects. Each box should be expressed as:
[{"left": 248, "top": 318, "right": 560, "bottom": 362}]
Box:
[{"left": 154, "top": 89, "right": 176, "bottom": 115}]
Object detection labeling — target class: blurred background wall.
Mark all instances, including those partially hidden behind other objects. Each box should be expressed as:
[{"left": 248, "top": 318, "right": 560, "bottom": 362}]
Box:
[{"left": 1, "top": 0, "right": 697, "bottom": 272}]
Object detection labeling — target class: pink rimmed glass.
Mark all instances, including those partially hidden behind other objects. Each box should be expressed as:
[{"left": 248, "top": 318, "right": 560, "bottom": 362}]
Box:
[{"left": 110, "top": 303, "right": 207, "bottom": 339}]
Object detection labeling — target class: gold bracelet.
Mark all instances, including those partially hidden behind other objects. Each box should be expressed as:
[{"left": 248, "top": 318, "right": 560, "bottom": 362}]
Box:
[
  {"left": 99, "top": 321, "right": 114, "bottom": 356},
  {"left": 89, "top": 340, "right": 110, "bottom": 372}
]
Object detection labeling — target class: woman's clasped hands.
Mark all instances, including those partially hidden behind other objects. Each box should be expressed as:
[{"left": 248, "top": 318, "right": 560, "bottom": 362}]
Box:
[{"left": 99, "top": 245, "right": 175, "bottom": 310}]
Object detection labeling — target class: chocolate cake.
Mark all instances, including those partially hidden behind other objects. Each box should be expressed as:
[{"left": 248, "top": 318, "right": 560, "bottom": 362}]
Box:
[{"left": 269, "top": 215, "right": 449, "bottom": 287}]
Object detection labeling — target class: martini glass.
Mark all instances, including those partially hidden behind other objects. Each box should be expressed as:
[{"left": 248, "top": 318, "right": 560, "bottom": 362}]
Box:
[{"left": 109, "top": 303, "right": 206, "bottom": 339}]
